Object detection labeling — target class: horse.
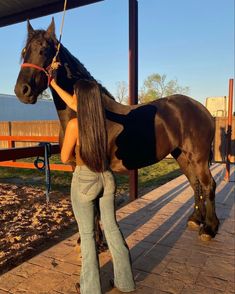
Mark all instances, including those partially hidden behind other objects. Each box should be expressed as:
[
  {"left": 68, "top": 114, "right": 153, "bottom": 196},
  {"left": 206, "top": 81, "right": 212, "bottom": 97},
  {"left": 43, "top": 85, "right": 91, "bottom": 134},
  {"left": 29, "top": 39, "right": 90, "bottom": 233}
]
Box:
[{"left": 14, "top": 19, "right": 219, "bottom": 242}]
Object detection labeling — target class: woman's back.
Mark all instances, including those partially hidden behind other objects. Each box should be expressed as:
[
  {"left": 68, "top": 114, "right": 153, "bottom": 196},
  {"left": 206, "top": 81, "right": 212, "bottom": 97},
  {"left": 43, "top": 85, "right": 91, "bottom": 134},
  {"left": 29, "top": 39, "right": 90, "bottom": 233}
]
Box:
[{"left": 75, "top": 80, "right": 109, "bottom": 172}]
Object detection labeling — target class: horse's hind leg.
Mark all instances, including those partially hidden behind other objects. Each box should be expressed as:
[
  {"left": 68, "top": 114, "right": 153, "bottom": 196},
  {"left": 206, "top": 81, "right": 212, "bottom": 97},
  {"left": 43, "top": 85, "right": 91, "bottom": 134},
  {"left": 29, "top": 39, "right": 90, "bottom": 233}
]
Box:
[
  {"left": 173, "top": 151, "right": 206, "bottom": 229},
  {"left": 187, "top": 179, "right": 206, "bottom": 229},
  {"left": 194, "top": 163, "right": 219, "bottom": 240},
  {"left": 174, "top": 150, "right": 219, "bottom": 240}
]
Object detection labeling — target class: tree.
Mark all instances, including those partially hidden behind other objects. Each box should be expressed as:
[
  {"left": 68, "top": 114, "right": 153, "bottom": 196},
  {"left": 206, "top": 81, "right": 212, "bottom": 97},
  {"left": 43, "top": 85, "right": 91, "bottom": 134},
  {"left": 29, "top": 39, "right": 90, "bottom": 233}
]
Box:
[
  {"left": 38, "top": 89, "right": 53, "bottom": 100},
  {"left": 115, "top": 81, "right": 128, "bottom": 104},
  {"left": 139, "top": 73, "right": 189, "bottom": 103}
]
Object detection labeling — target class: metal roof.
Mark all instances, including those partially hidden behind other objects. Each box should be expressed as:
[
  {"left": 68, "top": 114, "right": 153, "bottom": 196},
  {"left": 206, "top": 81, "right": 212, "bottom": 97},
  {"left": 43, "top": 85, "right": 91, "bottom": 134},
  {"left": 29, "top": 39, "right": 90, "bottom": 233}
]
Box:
[{"left": 0, "top": 0, "right": 104, "bottom": 28}]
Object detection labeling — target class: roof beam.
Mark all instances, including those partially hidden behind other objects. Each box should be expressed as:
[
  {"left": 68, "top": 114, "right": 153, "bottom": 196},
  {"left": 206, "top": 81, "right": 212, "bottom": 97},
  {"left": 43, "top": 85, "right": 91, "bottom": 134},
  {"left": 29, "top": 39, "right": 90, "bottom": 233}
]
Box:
[{"left": 0, "top": 0, "right": 104, "bottom": 28}]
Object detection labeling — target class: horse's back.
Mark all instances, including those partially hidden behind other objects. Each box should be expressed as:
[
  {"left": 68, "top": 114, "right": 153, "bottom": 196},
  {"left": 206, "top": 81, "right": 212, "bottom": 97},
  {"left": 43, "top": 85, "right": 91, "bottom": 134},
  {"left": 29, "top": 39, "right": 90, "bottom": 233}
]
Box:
[
  {"left": 153, "top": 94, "right": 213, "bottom": 120},
  {"left": 107, "top": 94, "right": 214, "bottom": 172}
]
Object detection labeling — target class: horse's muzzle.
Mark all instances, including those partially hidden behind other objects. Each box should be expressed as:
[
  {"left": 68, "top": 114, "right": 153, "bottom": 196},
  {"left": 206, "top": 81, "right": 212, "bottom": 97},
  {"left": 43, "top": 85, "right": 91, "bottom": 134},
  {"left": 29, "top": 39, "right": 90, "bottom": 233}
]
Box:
[{"left": 14, "top": 83, "right": 36, "bottom": 104}]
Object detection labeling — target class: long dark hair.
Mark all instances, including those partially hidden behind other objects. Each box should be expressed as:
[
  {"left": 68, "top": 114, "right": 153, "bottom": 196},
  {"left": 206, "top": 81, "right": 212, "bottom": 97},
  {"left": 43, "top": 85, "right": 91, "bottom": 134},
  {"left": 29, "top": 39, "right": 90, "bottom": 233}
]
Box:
[{"left": 74, "top": 80, "right": 108, "bottom": 172}]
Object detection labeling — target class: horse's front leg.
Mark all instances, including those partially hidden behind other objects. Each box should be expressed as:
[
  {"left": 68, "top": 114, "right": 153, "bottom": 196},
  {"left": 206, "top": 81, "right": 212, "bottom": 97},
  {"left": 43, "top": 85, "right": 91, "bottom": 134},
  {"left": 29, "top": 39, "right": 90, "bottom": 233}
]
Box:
[{"left": 94, "top": 197, "right": 108, "bottom": 253}]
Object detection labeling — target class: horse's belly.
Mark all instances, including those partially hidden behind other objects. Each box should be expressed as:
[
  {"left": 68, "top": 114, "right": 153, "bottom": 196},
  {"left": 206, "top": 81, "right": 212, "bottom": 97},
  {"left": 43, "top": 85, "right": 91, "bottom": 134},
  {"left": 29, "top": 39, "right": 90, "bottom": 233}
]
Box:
[
  {"left": 110, "top": 156, "right": 129, "bottom": 174},
  {"left": 109, "top": 126, "right": 158, "bottom": 171}
]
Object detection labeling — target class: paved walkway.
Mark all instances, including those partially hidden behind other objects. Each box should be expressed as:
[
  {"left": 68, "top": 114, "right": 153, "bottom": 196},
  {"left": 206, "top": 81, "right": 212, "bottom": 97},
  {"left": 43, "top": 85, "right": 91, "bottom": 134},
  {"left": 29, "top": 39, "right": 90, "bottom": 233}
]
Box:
[{"left": 0, "top": 164, "right": 234, "bottom": 294}]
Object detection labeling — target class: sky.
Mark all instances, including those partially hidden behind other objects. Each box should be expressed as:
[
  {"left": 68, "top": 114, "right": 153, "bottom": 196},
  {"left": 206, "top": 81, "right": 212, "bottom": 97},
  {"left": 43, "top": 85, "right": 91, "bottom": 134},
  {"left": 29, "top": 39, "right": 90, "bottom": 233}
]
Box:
[{"left": 0, "top": 0, "right": 234, "bottom": 106}]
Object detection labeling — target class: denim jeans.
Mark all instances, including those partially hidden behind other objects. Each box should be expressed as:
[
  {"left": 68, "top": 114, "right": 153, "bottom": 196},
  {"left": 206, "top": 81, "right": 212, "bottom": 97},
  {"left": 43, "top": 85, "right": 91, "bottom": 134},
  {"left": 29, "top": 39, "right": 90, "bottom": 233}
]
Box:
[{"left": 71, "top": 165, "right": 135, "bottom": 294}]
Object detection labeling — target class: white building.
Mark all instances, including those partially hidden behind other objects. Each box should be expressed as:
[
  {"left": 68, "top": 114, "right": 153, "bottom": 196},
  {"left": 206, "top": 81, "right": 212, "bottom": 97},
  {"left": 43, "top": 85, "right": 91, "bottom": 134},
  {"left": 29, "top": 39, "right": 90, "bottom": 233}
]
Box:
[
  {"left": 0, "top": 94, "right": 58, "bottom": 121},
  {"left": 205, "top": 96, "right": 228, "bottom": 117}
]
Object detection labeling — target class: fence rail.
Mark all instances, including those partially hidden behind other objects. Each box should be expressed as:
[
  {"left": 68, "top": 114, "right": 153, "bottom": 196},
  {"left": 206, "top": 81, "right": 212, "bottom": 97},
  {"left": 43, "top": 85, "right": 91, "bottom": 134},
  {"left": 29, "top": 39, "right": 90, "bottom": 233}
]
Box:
[
  {"left": 0, "top": 120, "right": 60, "bottom": 148},
  {"left": 0, "top": 135, "right": 72, "bottom": 171}
]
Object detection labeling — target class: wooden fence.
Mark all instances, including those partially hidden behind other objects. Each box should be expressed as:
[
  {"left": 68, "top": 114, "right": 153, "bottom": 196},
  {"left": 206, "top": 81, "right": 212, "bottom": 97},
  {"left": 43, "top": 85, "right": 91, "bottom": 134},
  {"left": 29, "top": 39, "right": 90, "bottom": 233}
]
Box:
[
  {"left": 0, "top": 126, "right": 72, "bottom": 171},
  {"left": 0, "top": 117, "right": 234, "bottom": 170},
  {"left": 214, "top": 117, "right": 235, "bottom": 163},
  {"left": 0, "top": 136, "right": 72, "bottom": 171},
  {"left": 0, "top": 120, "right": 60, "bottom": 148}
]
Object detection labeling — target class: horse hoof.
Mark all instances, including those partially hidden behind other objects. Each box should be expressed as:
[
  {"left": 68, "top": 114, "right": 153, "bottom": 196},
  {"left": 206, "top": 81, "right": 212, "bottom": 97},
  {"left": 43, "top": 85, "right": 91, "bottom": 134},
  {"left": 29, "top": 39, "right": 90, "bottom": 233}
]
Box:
[
  {"left": 97, "top": 242, "right": 108, "bottom": 253},
  {"left": 187, "top": 220, "right": 200, "bottom": 230},
  {"left": 75, "top": 282, "right": 80, "bottom": 293},
  {"left": 110, "top": 279, "right": 114, "bottom": 288},
  {"left": 200, "top": 233, "right": 212, "bottom": 242}
]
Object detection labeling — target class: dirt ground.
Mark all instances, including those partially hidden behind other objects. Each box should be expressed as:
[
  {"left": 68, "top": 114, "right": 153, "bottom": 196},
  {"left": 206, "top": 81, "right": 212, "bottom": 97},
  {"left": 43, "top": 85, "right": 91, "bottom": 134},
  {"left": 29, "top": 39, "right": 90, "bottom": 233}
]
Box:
[
  {"left": 0, "top": 182, "right": 131, "bottom": 275},
  {"left": 0, "top": 183, "right": 78, "bottom": 275}
]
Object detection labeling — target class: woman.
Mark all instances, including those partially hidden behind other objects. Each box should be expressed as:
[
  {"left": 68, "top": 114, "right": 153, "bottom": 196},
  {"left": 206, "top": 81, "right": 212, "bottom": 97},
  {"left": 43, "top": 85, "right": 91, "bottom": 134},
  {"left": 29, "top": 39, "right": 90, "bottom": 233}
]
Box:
[{"left": 51, "top": 78, "right": 136, "bottom": 294}]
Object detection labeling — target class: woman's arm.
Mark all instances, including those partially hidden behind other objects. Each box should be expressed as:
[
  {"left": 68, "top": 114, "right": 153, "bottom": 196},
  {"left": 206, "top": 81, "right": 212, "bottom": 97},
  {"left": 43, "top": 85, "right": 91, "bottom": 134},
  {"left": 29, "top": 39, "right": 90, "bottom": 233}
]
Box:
[
  {"left": 50, "top": 79, "right": 77, "bottom": 112},
  {"left": 61, "top": 118, "right": 78, "bottom": 164}
]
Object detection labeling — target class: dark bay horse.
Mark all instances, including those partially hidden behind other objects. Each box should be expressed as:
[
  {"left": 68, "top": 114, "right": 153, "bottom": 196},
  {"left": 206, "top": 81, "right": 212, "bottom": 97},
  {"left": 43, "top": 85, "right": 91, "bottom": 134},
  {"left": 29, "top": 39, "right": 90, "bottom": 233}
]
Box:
[{"left": 14, "top": 19, "right": 219, "bottom": 241}]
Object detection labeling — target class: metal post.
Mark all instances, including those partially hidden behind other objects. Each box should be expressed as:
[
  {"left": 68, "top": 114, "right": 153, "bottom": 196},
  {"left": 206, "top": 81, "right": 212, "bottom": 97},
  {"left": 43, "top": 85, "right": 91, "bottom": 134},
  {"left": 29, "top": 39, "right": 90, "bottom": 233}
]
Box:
[
  {"left": 225, "top": 78, "right": 234, "bottom": 181},
  {"left": 129, "top": 0, "right": 138, "bottom": 200}
]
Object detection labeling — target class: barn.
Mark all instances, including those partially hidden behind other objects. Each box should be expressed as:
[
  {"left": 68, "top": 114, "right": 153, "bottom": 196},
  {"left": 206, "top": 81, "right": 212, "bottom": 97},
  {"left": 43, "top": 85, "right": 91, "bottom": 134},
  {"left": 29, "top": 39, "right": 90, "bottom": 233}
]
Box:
[{"left": 0, "top": 93, "right": 58, "bottom": 121}]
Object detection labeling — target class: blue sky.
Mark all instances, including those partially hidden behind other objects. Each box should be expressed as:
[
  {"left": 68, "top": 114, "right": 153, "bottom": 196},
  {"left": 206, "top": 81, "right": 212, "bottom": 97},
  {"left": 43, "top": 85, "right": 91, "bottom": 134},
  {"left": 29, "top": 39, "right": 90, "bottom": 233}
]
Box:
[{"left": 0, "top": 0, "right": 234, "bottom": 106}]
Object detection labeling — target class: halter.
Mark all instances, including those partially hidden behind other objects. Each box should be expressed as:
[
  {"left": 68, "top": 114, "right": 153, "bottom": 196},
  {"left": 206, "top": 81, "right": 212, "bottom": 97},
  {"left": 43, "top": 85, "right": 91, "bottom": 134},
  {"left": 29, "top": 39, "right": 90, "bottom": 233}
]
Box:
[
  {"left": 21, "top": 63, "right": 52, "bottom": 86},
  {"left": 20, "top": 0, "right": 68, "bottom": 87}
]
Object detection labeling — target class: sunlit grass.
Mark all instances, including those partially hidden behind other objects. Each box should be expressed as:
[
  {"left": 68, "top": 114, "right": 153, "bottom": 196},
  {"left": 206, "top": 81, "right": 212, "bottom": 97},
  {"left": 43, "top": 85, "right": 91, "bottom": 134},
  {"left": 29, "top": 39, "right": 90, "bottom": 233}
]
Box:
[{"left": 0, "top": 158, "right": 182, "bottom": 196}]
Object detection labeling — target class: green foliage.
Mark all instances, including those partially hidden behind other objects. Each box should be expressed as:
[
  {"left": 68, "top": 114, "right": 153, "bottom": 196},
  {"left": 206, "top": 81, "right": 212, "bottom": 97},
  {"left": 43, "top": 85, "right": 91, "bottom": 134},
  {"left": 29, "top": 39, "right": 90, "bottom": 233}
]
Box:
[{"left": 139, "top": 73, "right": 190, "bottom": 103}]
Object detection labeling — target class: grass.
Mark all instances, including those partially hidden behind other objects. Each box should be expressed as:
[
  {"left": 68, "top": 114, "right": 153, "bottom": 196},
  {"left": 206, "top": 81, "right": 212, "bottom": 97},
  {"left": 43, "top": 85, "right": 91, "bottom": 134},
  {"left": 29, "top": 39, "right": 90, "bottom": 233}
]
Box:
[{"left": 0, "top": 156, "right": 182, "bottom": 197}]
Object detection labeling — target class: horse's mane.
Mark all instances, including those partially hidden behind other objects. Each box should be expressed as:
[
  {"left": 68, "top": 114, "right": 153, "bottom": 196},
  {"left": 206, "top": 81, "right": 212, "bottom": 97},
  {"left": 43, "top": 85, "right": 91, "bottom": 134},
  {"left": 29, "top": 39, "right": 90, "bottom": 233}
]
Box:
[
  {"left": 59, "top": 44, "right": 115, "bottom": 100},
  {"left": 59, "top": 44, "right": 94, "bottom": 81}
]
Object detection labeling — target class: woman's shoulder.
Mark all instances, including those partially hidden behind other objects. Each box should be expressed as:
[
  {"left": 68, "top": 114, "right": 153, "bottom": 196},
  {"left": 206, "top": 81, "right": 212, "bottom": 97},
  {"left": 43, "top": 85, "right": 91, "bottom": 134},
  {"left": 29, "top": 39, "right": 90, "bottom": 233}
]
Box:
[
  {"left": 66, "top": 118, "right": 78, "bottom": 133},
  {"left": 67, "top": 118, "right": 78, "bottom": 127}
]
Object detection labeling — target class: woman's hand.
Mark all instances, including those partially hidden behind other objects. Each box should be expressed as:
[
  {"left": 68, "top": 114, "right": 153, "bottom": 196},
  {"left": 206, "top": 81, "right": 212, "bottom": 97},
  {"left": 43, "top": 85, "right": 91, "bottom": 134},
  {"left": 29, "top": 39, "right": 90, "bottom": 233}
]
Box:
[
  {"left": 50, "top": 78, "right": 56, "bottom": 87},
  {"left": 49, "top": 61, "right": 61, "bottom": 79},
  {"left": 49, "top": 65, "right": 77, "bottom": 112}
]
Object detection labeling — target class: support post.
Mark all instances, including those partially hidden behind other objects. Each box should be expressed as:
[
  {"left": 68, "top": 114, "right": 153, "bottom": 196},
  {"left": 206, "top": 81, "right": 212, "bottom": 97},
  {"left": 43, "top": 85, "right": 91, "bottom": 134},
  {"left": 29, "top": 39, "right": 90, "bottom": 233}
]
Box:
[
  {"left": 128, "top": 0, "right": 138, "bottom": 200},
  {"left": 224, "top": 78, "right": 234, "bottom": 181}
]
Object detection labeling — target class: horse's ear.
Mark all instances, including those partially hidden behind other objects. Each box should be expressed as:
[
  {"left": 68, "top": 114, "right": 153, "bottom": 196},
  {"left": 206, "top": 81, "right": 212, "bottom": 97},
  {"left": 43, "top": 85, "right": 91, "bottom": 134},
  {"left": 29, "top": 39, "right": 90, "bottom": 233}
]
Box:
[
  {"left": 27, "top": 19, "right": 34, "bottom": 38},
  {"left": 46, "top": 17, "right": 56, "bottom": 38}
]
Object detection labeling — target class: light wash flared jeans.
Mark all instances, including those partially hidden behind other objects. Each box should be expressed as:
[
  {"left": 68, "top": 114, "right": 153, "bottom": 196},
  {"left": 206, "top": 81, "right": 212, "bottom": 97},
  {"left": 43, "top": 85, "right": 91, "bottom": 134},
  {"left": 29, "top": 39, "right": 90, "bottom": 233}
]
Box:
[{"left": 71, "top": 165, "right": 135, "bottom": 294}]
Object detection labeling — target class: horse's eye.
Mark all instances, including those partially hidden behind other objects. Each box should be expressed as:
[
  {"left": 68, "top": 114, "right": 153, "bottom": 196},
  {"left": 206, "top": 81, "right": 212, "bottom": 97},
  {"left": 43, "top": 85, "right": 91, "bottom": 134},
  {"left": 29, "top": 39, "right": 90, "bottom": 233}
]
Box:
[
  {"left": 39, "top": 47, "right": 50, "bottom": 56},
  {"left": 22, "top": 47, "right": 26, "bottom": 56}
]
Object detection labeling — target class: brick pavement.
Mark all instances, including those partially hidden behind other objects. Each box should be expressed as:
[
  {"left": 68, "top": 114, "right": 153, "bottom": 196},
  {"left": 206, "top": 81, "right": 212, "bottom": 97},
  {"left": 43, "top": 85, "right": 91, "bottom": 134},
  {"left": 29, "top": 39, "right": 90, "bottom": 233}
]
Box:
[{"left": 0, "top": 163, "right": 234, "bottom": 294}]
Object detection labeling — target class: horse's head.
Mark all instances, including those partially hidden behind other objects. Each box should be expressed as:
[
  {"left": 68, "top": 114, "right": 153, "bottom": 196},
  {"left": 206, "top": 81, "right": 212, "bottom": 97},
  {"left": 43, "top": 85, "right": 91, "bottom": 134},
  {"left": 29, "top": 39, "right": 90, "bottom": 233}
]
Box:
[{"left": 14, "top": 19, "right": 58, "bottom": 104}]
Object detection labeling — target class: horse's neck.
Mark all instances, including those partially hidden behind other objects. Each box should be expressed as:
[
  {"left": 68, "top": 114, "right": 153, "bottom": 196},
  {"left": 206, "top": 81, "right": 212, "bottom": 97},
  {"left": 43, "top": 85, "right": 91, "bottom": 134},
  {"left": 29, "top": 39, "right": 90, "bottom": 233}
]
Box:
[
  {"left": 50, "top": 73, "right": 75, "bottom": 134},
  {"left": 51, "top": 89, "right": 75, "bottom": 141},
  {"left": 60, "top": 44, "right": 136, "bottom": 114},
  {"left": 52, "top": 44, "right": 133, "bottom": 127}
]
